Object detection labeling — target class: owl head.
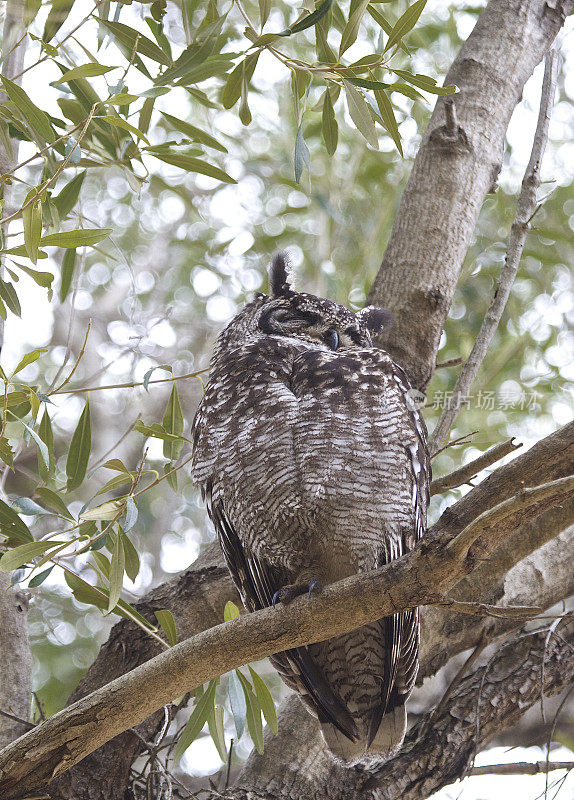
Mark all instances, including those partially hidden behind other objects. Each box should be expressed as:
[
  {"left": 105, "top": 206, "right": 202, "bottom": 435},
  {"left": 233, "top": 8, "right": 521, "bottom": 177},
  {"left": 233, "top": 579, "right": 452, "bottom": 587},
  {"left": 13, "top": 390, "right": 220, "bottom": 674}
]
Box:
[{"left": 216, "top": 252, "right": 392, "bottom": 353}]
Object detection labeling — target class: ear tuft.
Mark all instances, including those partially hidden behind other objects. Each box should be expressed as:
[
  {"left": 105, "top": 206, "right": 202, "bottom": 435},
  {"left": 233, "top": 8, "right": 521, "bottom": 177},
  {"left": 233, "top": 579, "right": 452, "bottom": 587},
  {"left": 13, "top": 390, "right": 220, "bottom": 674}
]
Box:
[
  {"left": 269, "top": 252, "right": 292, "bottom": 296},
  {"left": 357, "top": 306, "right": 393, "bottom": 335}
]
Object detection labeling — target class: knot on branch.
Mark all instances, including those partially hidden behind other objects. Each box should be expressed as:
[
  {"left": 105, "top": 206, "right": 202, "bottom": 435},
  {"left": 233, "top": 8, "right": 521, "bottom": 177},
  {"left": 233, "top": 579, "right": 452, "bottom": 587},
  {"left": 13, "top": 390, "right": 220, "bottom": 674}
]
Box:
[{"left": 430, "top": 98, "right": 473, "bottom": 155}]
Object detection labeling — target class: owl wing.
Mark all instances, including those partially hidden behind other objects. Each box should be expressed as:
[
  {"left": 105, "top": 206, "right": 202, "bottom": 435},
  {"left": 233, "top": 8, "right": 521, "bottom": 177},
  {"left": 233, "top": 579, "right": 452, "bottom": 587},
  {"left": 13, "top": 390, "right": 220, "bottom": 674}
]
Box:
[{"left": 205, "top": 483, "right": 359, "bottom": 742}]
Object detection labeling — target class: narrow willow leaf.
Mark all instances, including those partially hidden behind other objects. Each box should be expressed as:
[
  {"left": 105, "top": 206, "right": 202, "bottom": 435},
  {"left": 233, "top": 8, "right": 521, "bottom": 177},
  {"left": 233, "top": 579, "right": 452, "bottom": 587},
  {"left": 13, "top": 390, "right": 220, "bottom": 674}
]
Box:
[
  {"left": 38, "top": 407, "right": 55, "bottom": 480},
  {"left": 0, "top": 499, "right": 32, "bottom": 543},
  {"left": 102, "top": 458, "right": 130, "bottom": 473},
  {"left": 123, "top": 497, "right": 138, "bottom": 532},
  {"left": 174, "top": 679, "right": 218, "bottom": 760},
  {"left": 12, "top": 497, "right": 52, "bottom": 516},
  {"left": 162, "top": 384, "right": 184, "bottom": 461},
  {"left": 139, "top": 96, "right": 155, "bottom": 136},
  {"left": 66, "top": 398, "right": 91, "bottom": 491},
  {"left": 228, "top": 670, "right": 246, "bottom": 739},
  {"left": 321, "top": 88, "right": 338, "bottom": 155},
  {"left": 41, "top": 228, "right": 113, "bottom": 248},
  {"left": 142, "top": 364, "right": 172, "bottom": 392},
  {"left": 165, "top": 462, "right": 178, "bottom": 492},
  {"left": 80, "top": 499, "right": 123, "bottom": 521},
  {"left": 123, "top": 533, "right": 140, "bottom": 582},
  {"left": 54, "top": 63, "right": 117, "bottom": 84},
  {"left": 388, "top": 82, "right": 425, "bottom": 101},
  {"left": 224, "top": 600, "right": 240, "bottom": 621},
  {"left": 0, "top": 280, "right": 21, "bottom": 316},
  {"left": 367, "top": 5, "right": 409, "bottom": 54},
  {"left": 383, "top": 0, "right": 427, "bottom": 53},
  {"left": 100, "top": 115, "right": 150, "bottom": 144},
  {"left": 95, "top": 473, "right": 132, "bottom": 497},
  {"left": 134, "top": 420, "right": 181, "bottom": 442},
  {"left": 0, "top": 437, "right": 14, "bottom": 469},
  {"left": 391, "top": 69, "right": 456, "bottom": 95},
  {"left": 99, "top": 20, "right": 171, "bottom": 66},
  {"left": 283, "top": 0, "right": 334, "bottom": 35},
  {"left": 248, "top": 666, "right": 278, "bottom": 734},
  {"left": 259, "top": 0, "right": 271, "bottom": 26},
  {"left": 23, "top": 194, "right": 42, "bottom": 265},
  {"left": 107, "top": 529, "right": 125, "bottom": 612},
  {"left": 1, "top": 76, "right": 55, "bottom": 143},
  {"left": 236, "top": 670, "right": 264, "bottom": 754},
  {"left": 160, "top": 112, "right": 227, "bottom": 152},
  {"left": 35, "top": 487, "right": 73, "bottom": 519},
  {"left": 12, "top": 348, "right": 47, "bottom": 377},
  {"left": 65, "top": 570, "right": 154, "bottom": 625},
  {"left": 239, "top": 63, "right": 252, "bottom": 127},
  {"left": 92, "top": 551, "right": 111, "bottom": 580},
  {"left": 59, "top": 248, "right": 77, "bottom": 302},
  {"left": 294, "top": 123, "right": 310, "bottom": 184},
  {"left": 0, "top": 540, "right": 65, "bottom": 572},
  {"left": 343, "top": 79, "right": 378, "bottom": 148},
  {"left": 155, "top": 609, "right": 177, "bottom": 645},
  {"left": 53, "top": 171, "right": 86, "bottom": 219},
  {"left": 373, "top": 89, "right": 403, "bottom": 155},
  {"left": 339, "top": 0, "right": 370, "bottom": 57},
  {"left": 28, "top": 565, "right": 54, "bottom": 587},
  {"left": 149, "top": 152, "right": 236, "bottom": 184},
  {"left": 10, "top": 264, "right": 53, "bottom": 289},
  {"left": 208, "top": 705, "right": 227, "bottom": 761},
  {"left": 43, "top": 0, "right": 75, "bottom": 42},
  {"left": 221, "top": 52, "right": 259, "bottom": 110}
]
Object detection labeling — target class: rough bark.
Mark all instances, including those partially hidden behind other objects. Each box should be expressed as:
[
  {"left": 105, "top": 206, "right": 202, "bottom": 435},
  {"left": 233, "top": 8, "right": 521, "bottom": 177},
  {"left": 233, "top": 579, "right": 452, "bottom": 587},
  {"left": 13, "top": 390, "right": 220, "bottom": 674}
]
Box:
[
  {"left": 367, "top": 0, "right": 574, "bottom": 389},
  {"left": 0, "top": 423, "right": 569, "bottom": 799},
  {"left": 0, "top": 0, "right": 33, "bottom": 751}
]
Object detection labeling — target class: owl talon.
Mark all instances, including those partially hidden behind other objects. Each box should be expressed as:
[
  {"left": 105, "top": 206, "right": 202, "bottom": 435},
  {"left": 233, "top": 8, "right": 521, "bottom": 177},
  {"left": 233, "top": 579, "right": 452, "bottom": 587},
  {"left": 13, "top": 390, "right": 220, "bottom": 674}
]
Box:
[
  {"left": 308, "top": 577, "right": 322, "bottom": 598},
  {"left": 273, "top": 579, "right": 321, "bottom": 607}
]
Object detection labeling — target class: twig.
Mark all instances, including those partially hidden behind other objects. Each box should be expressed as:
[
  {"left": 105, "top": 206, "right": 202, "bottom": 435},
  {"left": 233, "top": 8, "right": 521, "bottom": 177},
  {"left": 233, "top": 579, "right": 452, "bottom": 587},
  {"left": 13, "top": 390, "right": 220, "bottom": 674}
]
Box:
[
  {"left": 429, "top": 50, "right": 559, "bottom": 454},
  {"left": 470, "top": 762, "right": 574, "bottom": 776},
  {"left": 0, "top": 709, "right": 34, "bottom": 730},
  {"left": 51, "top": 319, "right": 92, "bottom": 394},
  {"left": 50, "top": 368, "right": 209, "bottom": 396},
  {"left": 430, "top": 438, "right": 522, "bottom": 494},
  {"left": 435, "top": 356, "right": 463, "bottom": 369},
  {"left": 431, "top": 430, "right": 478, "bottom": 459},
  {"left": 436, "top": 598, "right": 542, "bottom": 620}
]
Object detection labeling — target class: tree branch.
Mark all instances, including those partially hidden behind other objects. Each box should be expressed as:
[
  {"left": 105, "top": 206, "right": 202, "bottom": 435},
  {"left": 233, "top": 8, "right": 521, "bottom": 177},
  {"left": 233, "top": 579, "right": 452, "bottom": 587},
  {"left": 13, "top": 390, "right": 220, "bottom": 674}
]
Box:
[
  {"left": 429, "top": 50, "right": 559, "bottom": 452},
  {"left": 430, "top": 438, "right": 522, "bottom": 495},
  {"left": 0, "top": 424, "right": 572, "bottom": 798},
  {"left": 367, "top": 0, "right": 572, "bottom": 389}
]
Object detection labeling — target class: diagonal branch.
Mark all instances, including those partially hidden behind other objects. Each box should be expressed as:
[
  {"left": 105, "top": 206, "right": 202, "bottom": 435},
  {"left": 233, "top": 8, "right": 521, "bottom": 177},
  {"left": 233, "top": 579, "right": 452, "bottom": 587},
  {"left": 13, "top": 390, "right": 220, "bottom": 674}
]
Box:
[
  {"left": 0, "top": 454, "right": 572, "bottom": 798},
  {"left": 429, "top": 50, "right": 559, "bottom": 452}
]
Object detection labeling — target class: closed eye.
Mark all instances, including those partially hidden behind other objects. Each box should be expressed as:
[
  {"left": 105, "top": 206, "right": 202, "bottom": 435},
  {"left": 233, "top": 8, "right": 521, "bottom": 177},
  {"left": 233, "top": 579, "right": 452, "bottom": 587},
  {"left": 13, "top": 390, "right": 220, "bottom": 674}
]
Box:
[{"left": 323, "top": 328, "right": 339, "bottom": 350}]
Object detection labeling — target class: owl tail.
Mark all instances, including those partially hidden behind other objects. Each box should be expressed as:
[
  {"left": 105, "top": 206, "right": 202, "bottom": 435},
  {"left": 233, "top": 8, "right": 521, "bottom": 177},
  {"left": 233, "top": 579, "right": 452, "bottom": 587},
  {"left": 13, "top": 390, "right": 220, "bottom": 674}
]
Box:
[{"left": 320, "top": 704, "right": 407, "bottom": 767}]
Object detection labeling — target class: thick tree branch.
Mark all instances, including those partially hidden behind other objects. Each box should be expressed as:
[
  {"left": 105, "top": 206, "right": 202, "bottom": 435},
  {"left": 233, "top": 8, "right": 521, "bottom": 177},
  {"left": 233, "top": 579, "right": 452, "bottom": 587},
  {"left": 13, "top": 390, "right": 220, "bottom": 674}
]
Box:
[
  {"left": 429, "top": 50, "right": 559, "bottom": 451},
  {"left": 367, "top": 0, "right": 572, "bottom": 389},
  {"left": 0, "top": 425, "right": 572, "bottom": 798}
]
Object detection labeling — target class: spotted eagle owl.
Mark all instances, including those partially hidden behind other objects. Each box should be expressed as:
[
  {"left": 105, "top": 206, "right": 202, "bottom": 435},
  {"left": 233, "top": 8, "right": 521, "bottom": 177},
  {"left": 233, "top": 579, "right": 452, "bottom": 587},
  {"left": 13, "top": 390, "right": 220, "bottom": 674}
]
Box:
[{"left": 191, "top": 254, "right": 430, "bottom": 765}]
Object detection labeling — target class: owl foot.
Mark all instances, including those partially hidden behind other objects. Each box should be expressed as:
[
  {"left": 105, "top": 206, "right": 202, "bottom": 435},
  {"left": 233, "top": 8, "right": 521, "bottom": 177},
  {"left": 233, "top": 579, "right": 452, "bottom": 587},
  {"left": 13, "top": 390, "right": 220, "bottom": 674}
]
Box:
[{"left": 272, "top": 578, "right": 322, "bottom": 607}]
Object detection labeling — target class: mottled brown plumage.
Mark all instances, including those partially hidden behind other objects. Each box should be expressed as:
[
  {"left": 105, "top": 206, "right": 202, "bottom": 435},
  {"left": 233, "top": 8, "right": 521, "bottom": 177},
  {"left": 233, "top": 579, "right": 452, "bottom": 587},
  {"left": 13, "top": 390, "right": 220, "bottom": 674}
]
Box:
[{"left": 191, "top": 254, "right": 430, "bottom": 765}]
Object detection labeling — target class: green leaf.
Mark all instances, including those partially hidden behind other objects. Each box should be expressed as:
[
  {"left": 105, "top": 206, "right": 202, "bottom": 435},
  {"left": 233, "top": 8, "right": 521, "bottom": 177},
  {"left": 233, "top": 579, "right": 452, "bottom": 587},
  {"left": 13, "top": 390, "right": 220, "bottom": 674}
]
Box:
[
  {"left": 0, "top": 499, "right": 33, "bottom": 543},
  {"left": 248, "top": 666, "right": 278, "bottom": 734},
  {"left": 134, "top": 420, "right": 181, "bottom": 442},
  {"left": 66, "top": 398, "right": 91, "bottom": 491},
  {"left": 99, "top": 20, "right": 171, "bottom": 66},
  {"left": 102, "top": 458, "right": 130, "bottom": 473},
  {"left": 282, "top": 0, "right": 334, "bottom": 35},
  {"left": 35, "top": 487, "right": 73, "bottom": 519},
  {"left": 339, "top": 0, "right": 370, "bottom": 57},
  {"left": 0, "top": 437, "right": 14, "bottom": 469},
  {"left": 12, "top": 497, "right": 52, "bottom": 516},
  {"left": 259, "top": 0, "right": 271, "bottom": 26},
  {"left": 321, "top": 88, "right": 338, "bottom": 155},
  {"left": 164, "top": 461, "right": 178, "bottom": 492},
  {"left": 100, "top": 115, "right": 150, "bottom": 144},
  {"left": 80, "top": 499, "right": 124, "bottom": 521},
  {"left": 208, "top": 705, "right": 227, "bottom": 761},
  {"left": 224, "top": 600, "right": 240, "bottom": 621},
  {"left": 239, "top": 62, "right": 252, "bottom": 127},
  {"left": 160, "top": 112, "right": 227, "bottom": 152},
  {"left": 106, "top": 92, "right": 139, "bottom": 106},
  {"left": 294, "top": 123, "right": 310, "bottom": 184},
  {"left": 9, "top": 412, "right": 49, "bottom": 469},
  {"left": 142, "top": 364, "right": 172, "bottom": 392},
  {"left": 139, "top": 96, "right": 155, "bottom": 136},
  {"left": 162, "top": 384, "right": 184, "bottom": 461},
  {"left": 95, "top": 474, "right": 132, "bottom": 497},
  {"left": 64, "top": 570, "right": 154, "bottom": 626},
  {"left": 54, "top": 63, "right": 117, "bottom": 84},
  {"left": 1, "top": 76, "right": 55, "bottom": 143},
  {"left": 0, "top": 540, "right": 65, "bottom": 572},
  {"left": 155, "top": 609, "right": 177, "bottom": 645},
  {"left": 221, "top": 52, "right": 259, "bottom": 110},
  {"left": 122, "top": 533, "right": 140, "bottom": 582},
  {"left": 38, "top": 408, "right": 55, "bottom": 480},
  {"left": 149, "top": 152, "right": 236, "bottom": 184},
  {"left": 59, "top": 248, "right": 77, "bottom": 302},
  {"left": 383, "top": 0, "right": 427, "bottom": 53},
  {"left": 28, "top": 565, "right": 54, "bottom": 587},
  {"left": 123, "top": 496, "right": 138, "bottom": 532},
  {"left": 174, "top": 679, "right": 218, "bottom": 760},
  {"left": 108, "top": 529, "right": 125, "bottom": 612},
  {"left": 23, "top": 192, "right": 42, "bottom": 265},
  {"left": 236, "top": 670, "right": 264, "bottom": 754},
  {"left": 367, "top": 5, "right": 409, "bottom": 54},
  {"left": 0, "top": 279, "right": 21, "bottom": 316},
  {"left": 13, "top": 263, "right": 53, "bottom": 288},
  {"left": 11, "top": 348, "right": 47, "bottom": 377},
  {"left": 228, "top": 670, "right": 246, "bottom": 739},
  {"left": 343, "top": 79, "right": 378, "bottom": 148},
  {"left": 391, "top": 69, "right": 456, "bottom": 95},
  {"left": 53, "top": 171, "right": 86, "bottom": 219},
  {"left": 43, "top": 0, "right": 75, "bottom": 42},
  {"left": 373, "top": 89, "right": 403, "bottom": 155},
  {"left": 41, "top": 228, "right": 113, "bottom": 248}
]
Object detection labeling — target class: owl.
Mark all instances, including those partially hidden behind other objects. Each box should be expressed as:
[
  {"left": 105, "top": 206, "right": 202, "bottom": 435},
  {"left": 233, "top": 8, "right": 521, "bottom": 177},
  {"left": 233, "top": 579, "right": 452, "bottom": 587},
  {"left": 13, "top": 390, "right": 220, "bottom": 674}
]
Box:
[{"left": 191, "top": 254, "right": 430, "bottom": 766}]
